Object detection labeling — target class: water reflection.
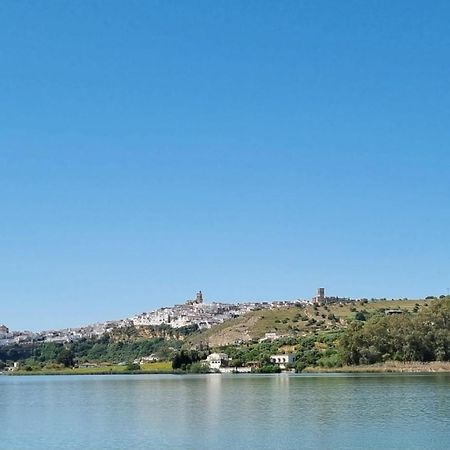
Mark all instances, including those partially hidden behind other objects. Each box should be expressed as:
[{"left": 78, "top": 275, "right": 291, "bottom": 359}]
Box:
[{"left": 1, "top": 374, "right": 449, "bottom": 450}]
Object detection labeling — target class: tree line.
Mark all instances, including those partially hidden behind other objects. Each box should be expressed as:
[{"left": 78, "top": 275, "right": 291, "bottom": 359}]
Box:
[
  {"left": 339, "top": 298, "right": 450, "bottom": 365},
  {"left": 2, "top": 299, "right": 449, "bottom": 372},
  {"left": 0, "top": 333, "right": 183, "bottom": 369}
]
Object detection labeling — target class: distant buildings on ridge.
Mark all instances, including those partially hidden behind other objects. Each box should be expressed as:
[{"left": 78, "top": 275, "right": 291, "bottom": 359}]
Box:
[
  {"left": 1, "top": 288, "right": 354, "bottom": 348},
  {"left": 185, "top": 290, "right": 204, "bottom": 306},
  {"left": 312, "top": 287, "right": 350, "bottom": 305}
]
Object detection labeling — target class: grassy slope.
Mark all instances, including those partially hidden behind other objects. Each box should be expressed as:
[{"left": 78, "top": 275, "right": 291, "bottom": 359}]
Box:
[{"left": 187, "top": 299, "right": 426, "bottom": 347}]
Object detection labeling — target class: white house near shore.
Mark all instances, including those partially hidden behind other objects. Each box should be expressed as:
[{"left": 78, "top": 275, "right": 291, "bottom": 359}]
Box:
[
  {"left": 270, "top": 354, "right": 296, "bottom": 369},
  {"left": 206, "top": 353, "right": 229, "bottom": 370}
]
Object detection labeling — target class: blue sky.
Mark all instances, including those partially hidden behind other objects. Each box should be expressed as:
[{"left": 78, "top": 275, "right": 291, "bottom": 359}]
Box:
[{"left": 1, "top": 1, "right": 449, "bottom": 330}]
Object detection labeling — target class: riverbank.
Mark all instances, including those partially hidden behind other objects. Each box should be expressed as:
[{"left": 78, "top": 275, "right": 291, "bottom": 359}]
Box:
[
  {"left": 5, "top": 361, "right": 172, "bottom": 376},
  {"left": 303, "top": 361, "right": 450, "bottom": 373},
  {"left": 5, "top": 360, "right": 450, "bottom": 376}
]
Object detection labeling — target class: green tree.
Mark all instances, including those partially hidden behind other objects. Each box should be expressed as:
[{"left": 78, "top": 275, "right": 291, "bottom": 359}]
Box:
[
  {"left": 56, "top": 349, "right": 75, "bottom": 367},
  {"left": 125, "top": 362, "right": 141, "bottom": 371}
]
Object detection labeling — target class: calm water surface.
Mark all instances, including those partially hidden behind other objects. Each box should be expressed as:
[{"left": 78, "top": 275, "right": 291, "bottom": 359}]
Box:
[{"left": 1, "top": 373, "right": 449, "bottom": 449}]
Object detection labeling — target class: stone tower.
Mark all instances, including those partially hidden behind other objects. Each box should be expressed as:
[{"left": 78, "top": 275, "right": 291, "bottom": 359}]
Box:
[
  {"left": 195, "top": 291, "right": 204, "bottom": 304},
  {"left": 313, "top": 288, "right": 325, "bottom": 304}
]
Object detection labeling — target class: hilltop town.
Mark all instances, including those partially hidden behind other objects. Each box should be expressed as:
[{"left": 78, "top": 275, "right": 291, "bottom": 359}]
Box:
[
  {"left": 0, "top": 288, "right": 350, "bottom": 347},
  {"left": 1, "top": 291, "right": 449, "bottom": 375}
]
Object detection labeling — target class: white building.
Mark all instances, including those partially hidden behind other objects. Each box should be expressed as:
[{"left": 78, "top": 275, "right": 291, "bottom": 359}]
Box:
[
  {"left": 206, "top": 353, "right": 229, "bottom": 370},
  {"left": 259, "top": 332, "right": 279, "bottom": 343},
  {"left": 270, "top": 354, "right": 296, "bottom": 369},
  {"left": 137, "top": 354, "right": 160, "bottom": 365}
]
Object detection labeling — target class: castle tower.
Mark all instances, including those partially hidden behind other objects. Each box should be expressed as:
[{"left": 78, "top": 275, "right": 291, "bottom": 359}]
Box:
[
  {"left": 317, "top": 288, "right": 325, "bottom": 301},
  {"left": 195, "top": 291, "right": 204, "bottom": 304},
  {"left": 313, "top": 288, "right": 325, "bottom": 304}
]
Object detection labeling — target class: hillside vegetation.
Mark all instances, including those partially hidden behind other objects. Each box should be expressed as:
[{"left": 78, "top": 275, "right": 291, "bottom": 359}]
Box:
[
  {"left": 2, "top": 297, "right": 449, "bottom": 374},
  {"left": 340, "top": 297, "right": 450, "bottom": 364},
  {"left": 202, "top": 297, "right": 450, "bottom": 372},
  {"left": 186, "top": 298, "right": 424, "bottom": 347}
]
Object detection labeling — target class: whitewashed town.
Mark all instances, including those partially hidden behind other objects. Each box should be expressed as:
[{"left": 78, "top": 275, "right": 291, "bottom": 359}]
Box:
[{"left": 0, "top": 289, "right": 350, "bottom": 347}]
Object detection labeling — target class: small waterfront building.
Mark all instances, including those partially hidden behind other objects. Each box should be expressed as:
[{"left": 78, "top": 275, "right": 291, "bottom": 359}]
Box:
[
  {"left": 206, "top": 352, "right": 229, "bottom": 370},
  {"left": 219, "top": 366, "right": 252, "bottom": 373},
  {"left": 270, "top": 354, "right": 296, "bottom": 369}
]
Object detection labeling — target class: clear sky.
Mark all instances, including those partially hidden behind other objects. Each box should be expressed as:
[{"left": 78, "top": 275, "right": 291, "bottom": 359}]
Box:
[{"left": 1, "top": 1, "right": 449, "bottom": 331}]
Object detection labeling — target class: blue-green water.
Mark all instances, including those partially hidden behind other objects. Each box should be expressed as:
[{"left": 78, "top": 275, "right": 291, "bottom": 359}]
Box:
[{"left": 1, "top": 373, "right": 449, "bottom": 449}]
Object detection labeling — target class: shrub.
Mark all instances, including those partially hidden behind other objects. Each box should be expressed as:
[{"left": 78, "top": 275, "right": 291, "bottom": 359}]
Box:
[
  {"left": 318, "top": 353, "right": 342, "bottom": 368},
  {"left": 254, "top": 364, "right": 281, "bottom": 374},
  {"left": 126, "top": 362, "right": 141, "bottom": 371},
  {"left": 189, "top": 362, "right": 210, "bottom": 374}
]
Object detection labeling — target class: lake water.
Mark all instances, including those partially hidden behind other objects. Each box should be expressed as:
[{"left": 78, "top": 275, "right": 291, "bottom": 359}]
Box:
[{"left": 1, "top": 373, "right": 449, "bottom": 449}]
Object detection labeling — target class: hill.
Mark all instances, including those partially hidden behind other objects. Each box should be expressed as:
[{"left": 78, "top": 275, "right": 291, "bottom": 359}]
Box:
[
  {"left": 186, "top": 298, "right": 426, "bottom": 348},
  {"left": 2, "top": 297, "right": 446, "bottom": 374}
]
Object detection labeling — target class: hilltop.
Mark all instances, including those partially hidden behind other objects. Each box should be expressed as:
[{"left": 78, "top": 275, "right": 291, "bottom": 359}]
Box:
[
  {"left": 0, "top": 290, "right": 305, "bottom": 348},
  {"left": 185, "top": 298, "right": 425, "bottom": 347},
  {"left": 2, "top": 295, "right": 449, "bottom": 375},
  {"left": 1, "top": 287, "right": 432, "bottom": 349}
]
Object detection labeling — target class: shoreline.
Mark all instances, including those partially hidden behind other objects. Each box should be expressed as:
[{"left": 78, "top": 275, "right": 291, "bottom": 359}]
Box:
[
  {"left": 303, "top": 361, "right": 450, "bottom": 373},
  {"left": 2, "top": 370, "right": 171, "bottom": 377},
  {"left": 4, "top": 361, "right": 450, "bottom": 376}
]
